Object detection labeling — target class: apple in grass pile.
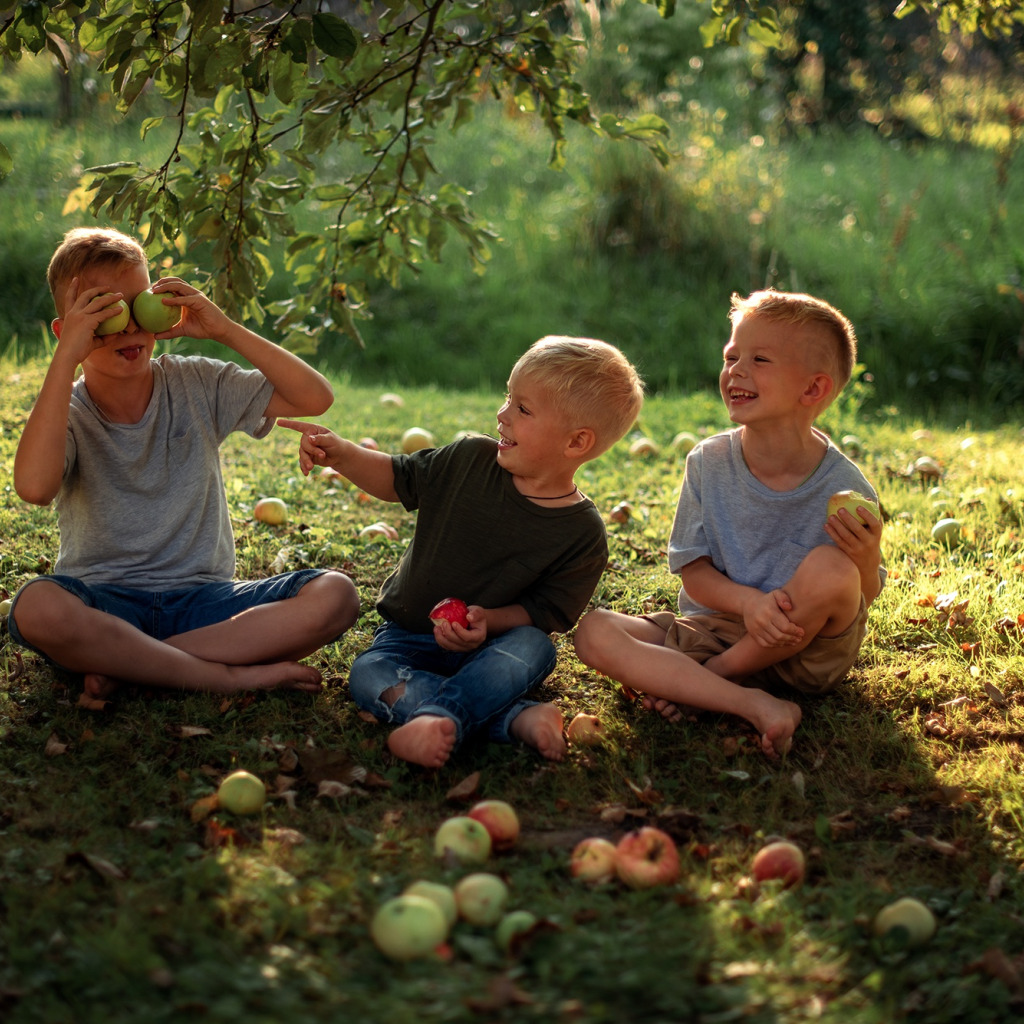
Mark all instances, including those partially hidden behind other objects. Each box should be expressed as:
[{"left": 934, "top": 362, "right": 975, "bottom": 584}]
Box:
[
  {"left": 615, "top": 827, "right": 680, "bottom": 889},
  {"left": 750, "top": 839, "right": 805, "bottom": 888},
  {"left": 468, "top": 799, "right": 520, "bottom": 852},
  {"left": 569, "top": 837, "right": 618, "bottom": 885}
]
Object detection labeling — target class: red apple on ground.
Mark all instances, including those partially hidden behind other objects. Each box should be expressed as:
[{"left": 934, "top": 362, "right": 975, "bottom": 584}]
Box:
[
  {"left": 132, "top": 287, "right": 182, "bottom": 333},
  {"left": 433, "top": 815, "right": 492, "bottom": 864},
  {"left": 608, "top": 501, "right": 633, "bottom": 523},
  {"left": 216, "top": 770, "right": 266, "bottom": 815},
  {"left": 454, "top": 872, "right": 509, "bottom": 926},
  {"left": 403, "top": 880, "right": 458, "bottom": 930},
  {"left": 615, "top": 827, "right": 680, "bottom": 889},
  {"left": 750, "top": 840, "right": 805, "bottom": 888},
  {"left": 873, "top": 896, "right": 936, "bottom": 946},
  {"left": 566, "top": 712, "right": 606, "bottom": 747},
  {"left": 358, "top": 436, "right": 380, "bottom": 450},
  {"left": 429, "top": 597, "right": 470, "bottom": 629},
  {"left": 96, "top": 295, "right": 130, "bottom": 335},
  {"left": 254, "top": 497, "right": 287, "bottom": 525},
  {"left": 569, "top": 837, "right": 618, "bottom": 884},
  {"left": 468, "top": 799, "right": 520, "bottom": 852},
  {"left": 826, "top": 490, "right": 879, "bottom": 526},
  {"left": 370, "top": 894, "right": 449, "bottom": 960}
]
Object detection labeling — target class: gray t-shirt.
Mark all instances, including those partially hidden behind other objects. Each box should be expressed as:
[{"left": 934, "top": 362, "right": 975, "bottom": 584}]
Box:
[
  {"left": 379, "top": 435, "right": 608, "bottom": 635},
  {"left": 669, "top": 427, "right": 885, "bottom": 616},
  {"left": 55, "top": 354, "right": 274, "bottom": 589}
]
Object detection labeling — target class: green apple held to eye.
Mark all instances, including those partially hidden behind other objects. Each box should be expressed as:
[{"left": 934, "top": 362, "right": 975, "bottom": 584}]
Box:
[
  {"left": 95, "top": 295, "right": 130, "bottom": 336},
  {"left": 826, "top": 490, "right": 879, "bottom": 526},
  {"left": 133, "top": 288, "right": 183, "bottom": 333}
]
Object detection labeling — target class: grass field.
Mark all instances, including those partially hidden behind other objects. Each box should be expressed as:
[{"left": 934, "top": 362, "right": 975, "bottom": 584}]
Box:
[{"left": 2, "top": 358, "right": 1024, "bottom": 1023}]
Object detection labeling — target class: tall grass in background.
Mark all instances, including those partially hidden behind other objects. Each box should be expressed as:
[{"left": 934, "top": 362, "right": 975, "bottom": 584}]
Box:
[{"left": 0, "top": 3, "right": 1021, "bottom": 420}]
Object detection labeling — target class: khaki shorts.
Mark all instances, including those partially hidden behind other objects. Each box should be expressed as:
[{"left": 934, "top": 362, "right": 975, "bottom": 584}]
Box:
[{"left": 643, "top": 596, "right": 868, "bottom": 696}]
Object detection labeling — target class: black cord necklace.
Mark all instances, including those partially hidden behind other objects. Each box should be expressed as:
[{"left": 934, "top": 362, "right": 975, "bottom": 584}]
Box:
[{"left": 520, "top": 486, "right": 579, "bottom": 500}]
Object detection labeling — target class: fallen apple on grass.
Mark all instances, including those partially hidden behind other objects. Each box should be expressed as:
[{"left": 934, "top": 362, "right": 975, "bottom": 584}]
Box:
[
  {"left": 826, "top": 490, "right": 879, "bottom": 527},
  {"left": 434, "top": 815, "right": 492, "bottom": 864},
  {"left": 454, "top": 872, "right": 509, "bottom": 926},
  {"left": 0, "top": 598, "right": 11, "bottom": 618},
  {"left": 468, "top": 799, "right": 520, "bottom": 852},
  {"left": 96, "top": 295, "right": 130, "bottom": 336},
  {"left": 359, "top": 521, "right": 399, "bottom": 542},
  {"left": 671, "top": 431, "right": 699, "bottom": 454},
  {"left": 401, "top": 427, "right": 435, "bottom": 453},
  {"left": 495, "top": 909, "right": 538, "bottom": 954},
  {"left": 615, "top": 827, "right": 680, "bottom": 889},
  {"left": 379, "top": 392, "right": 405, "bottom": 409},
  {"left": 254, "top": 497, "right": 287, "bottom": 525},
  {"left": 873, "top": 896, "right": 936, "bottom": 946},
  {"left": 370, "top": 894, "right": 449, "bottom": 961},
  {"left": 216, "top": 770, "right": 266, "bottom": 815},
  {"left": 132, "top": 287, "right": 182, "bottom": 333},
  {"left": 429, "top": 597, "right": 470, "bottom": 629},
  {"left": 569, "top": 837, "right": 618, "bottom": 885},
  {"left": 931, "top": 517, "right": 962, "bottom": 547},
  {"left": 608, "top": 501, "right": 633, "bottom": 524},
  {"left": 750, "top": 840, "right": 805, "bottom": 888},
  {"left": 628, "top": 437, "right": 660, "bottom": 458},
  {"left": 403, "top": 880, "right": 458, "bottom": 930},
  {"left": 566, "top": 712, "right": 606, "bottom": 747}
]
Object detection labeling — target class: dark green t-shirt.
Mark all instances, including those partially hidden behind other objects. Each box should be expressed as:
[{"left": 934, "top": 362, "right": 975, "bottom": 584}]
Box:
[{"left": 378, "top": 435, "right": 608, "bottom": 635}]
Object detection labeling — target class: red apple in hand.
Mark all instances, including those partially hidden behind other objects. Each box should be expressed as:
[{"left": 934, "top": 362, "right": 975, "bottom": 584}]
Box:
[
  {"left": 615, "top": 827, "right": 680, "bottom": 889},
  {"left": 429, "top": 597, "right": 470, "bottom": 629},
  {"left": 468, "top": 799, "right": 520, "bottom": 852},
  {"left": 751, "top": 840, "right": 805, "bottom": 888}
]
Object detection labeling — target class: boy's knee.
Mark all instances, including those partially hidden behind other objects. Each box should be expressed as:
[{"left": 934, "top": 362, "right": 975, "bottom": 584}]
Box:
[
  {"left": 573, "top": 609, "right": 612, "bottom": 664},
  {"left": 304, "top": 571, "right": 360, "bottom": 633},
  {"left": 791, "top": 546, "right": 861, "bottom": 609},
  {"left": 11, "top": 581, "right": 75, "bottom": 643}
]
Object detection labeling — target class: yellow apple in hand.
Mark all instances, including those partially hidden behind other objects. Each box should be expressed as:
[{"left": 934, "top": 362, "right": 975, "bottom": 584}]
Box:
[
  {"left": 826, "top": 490, "right": 878, "bottom": 526},
  {"left": 96, "top": 295, "right": 130, "bottom": 336}
]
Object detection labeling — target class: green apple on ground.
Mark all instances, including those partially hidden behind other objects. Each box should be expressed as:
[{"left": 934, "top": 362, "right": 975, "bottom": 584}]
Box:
[
  {"left": 401, "top": 427, "right": 435, "bottom": 453},
  {"left": 96, "top": 295, "right": 130, "bottom": 335},
  {"left": 615, "top": 827, "right": 680, "bottom": 889},
  {"left": 433, "top": 815, "right": 492, "bottom": 864},
  {"left": 0, "top": 598, "right": 11, "bottom": 618},
  {"left": 628, "top": 437, "right": 659, "bottom": 457},
  {"left": 931, "top": 517, "right": 962, "bottom": 546},
  {"left": 379, "top": 392, "right": 404, "bottom": 408},
  {"left": 495, "top": 910, "right": 538, "bottom": 954},
  {"left": 132, "top": 287, "right": 182, "bottom": 333},
  {"left": 403, "top": 880, "right": 458, "bottom": 930},
  {"left": 216, "top": 770, "right": 266, "bottom": 815},
  {"left": 671, "top": 431, "right": 699, "bottom": 454},
  {"left": 873, "top": 896, "right": 937, "bottom": 945},
  {"left": 254, "top": 497, "right": 288, "bottom": 525},
  {"left": 370, "top": 894, "right": 449, "bottom": 961},
  {"left": 468, "top": 799, "right": 520, "bottom": 852},
  {"left": 826, "top": 490, "right": 879, "bottom": 526},
  {"left": 454, "top": 872, "right": 509, "bottom": 926},
  {"left": 569, "top": 837, "right": 618, "bottom": 884},
  {"left": 750, "top": 840, "right": 805, "bottom": 888}
]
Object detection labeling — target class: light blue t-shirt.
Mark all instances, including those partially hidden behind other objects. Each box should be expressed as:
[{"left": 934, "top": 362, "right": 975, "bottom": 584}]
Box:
[
  {"left": 55, "top": 354, "right": 274, "bottom": 589},
  {"left": 668, "top": 427, "right": 885, "bottom": 616}
]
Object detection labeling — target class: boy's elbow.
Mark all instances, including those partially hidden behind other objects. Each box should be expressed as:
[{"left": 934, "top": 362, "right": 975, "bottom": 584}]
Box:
[
  {"left": 15, "top": 481, "right": 55, "bottom": 506},
  {"left": 304, "top": 379, "right": 334, "bottom": 416}
]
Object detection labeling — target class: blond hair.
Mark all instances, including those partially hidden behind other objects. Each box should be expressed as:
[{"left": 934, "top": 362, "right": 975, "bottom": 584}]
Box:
[
  {"left": 729, "top": 289, "right": 858, "bottom": 392},
  {"left": 512, "top": 336, "right": 644, "bottom": 457},
  {"left": 47, "top": 228, "right": 148, "bottom": 315}
]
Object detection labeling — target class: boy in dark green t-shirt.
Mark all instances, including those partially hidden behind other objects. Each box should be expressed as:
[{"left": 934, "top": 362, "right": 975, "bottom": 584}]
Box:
[{"left": 281, "top": 336, "right": 643, "bottom": 768}]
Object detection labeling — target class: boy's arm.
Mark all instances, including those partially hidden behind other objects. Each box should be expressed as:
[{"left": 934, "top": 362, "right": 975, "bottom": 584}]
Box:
[
  {"left": 150, "top": 279, "right": 333, "bottom": 418},
  {"left": 679, "top": 557, "right": 804, "bottom": 647},
  {"left": 277, "top": 419, "right": 400, "bottom": 501},
  {"left": 15, "top": 282, "right": 123, "bottom": 505},
  {"left": 825, "top": 505, "right": 884, "bottom": 606},
  {"left": 432, "top": 603, "right": 532, "bottom": 653}
]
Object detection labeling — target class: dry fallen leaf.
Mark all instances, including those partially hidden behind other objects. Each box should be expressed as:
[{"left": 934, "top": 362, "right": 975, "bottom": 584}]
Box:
[
  {"left": 76, "top": 692, "right": 110, "bottom": 712},
  {"left": 44, "top": 733, "right": 67, "bottom": 757},
  {"left": 446, "top": 771, "right": 481, "bottom": 802}
]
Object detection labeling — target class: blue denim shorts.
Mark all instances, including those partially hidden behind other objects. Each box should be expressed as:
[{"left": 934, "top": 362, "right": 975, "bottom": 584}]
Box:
[{"left": 8, "top": 569, "right": 329, "bottom": 663}]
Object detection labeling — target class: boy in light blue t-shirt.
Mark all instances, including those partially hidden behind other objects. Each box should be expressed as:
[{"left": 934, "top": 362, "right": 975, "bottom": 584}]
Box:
[{"left": 574, "top": 289, "right": 885, "bottom": 757}]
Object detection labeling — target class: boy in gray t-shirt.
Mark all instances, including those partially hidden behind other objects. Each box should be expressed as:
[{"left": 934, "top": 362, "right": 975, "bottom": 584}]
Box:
[
  {"left": 574, "top": 290, "right": 885, "bottom": 757},
  {"left": 8, "top": 228, "right": 358, "bottom": 699}
]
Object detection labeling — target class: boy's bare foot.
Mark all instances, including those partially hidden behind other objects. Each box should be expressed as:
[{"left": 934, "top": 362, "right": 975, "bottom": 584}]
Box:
[
  {"left": 641, "top": 695, "right": 683, "bottom": 722},
  {"left": 388, "top": 715, "right": 458, "bottom": 768},
  {"left": 84, "top": 673, "right": 120, "bottom": 700},
  {"left": 226, "top": 662, "right": 323, "bottom": 693},
  {"left": 747, "top": 692, "right": 802, "bottom": 757},
  {"left": 509, "top": 703, "right": 566, "bottom": 761}
]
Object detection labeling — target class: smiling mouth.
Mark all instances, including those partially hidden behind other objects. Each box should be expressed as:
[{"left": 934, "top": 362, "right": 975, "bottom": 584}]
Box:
[
  {"left": 497, "top": 431, "right": 515, "bottom": 449},
  {"left": 728, "top": 388, "right": 756, "bottom": 401}
]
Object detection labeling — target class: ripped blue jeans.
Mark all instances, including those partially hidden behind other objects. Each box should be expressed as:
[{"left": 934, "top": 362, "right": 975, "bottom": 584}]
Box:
[{"left": 348, "top": 621, "right": 556, "bottom": 746}]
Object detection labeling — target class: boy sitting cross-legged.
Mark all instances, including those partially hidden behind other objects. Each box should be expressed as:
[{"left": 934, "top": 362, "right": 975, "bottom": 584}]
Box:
[
  {"left": 574, "top": 289, "right": 885, "bottom": 756},
  {"left": 282, "top": 336, "right": 644, "bottom": 769}
]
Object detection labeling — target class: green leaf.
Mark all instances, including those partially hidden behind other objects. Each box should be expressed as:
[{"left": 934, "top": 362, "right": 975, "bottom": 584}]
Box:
[{"left": 311, "top": 12, "right": 358, "bottom": 61}]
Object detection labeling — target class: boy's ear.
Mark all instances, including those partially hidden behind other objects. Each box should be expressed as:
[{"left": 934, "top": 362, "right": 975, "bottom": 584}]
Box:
[
  {"left": 51, "top": 317, "right": 62, "bottom": 339},
  {"left": 801, "top": 373, "right": 834, "bottom": 407},
  {"left": 566, "top": 426, "right": 597, "bottom": 458}
]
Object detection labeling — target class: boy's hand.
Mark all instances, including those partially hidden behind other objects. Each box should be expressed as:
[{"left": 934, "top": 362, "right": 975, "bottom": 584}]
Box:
[
  {"left": 277, "top": 419, "right": 344, "bottom": 475},
  {"left": 825, "top": 502, "right": 884, "bottom": 603},
  {"left": 433, "top": 605, "right": 487, "bottom": 652},
  {"left": 744, "top": 589, "right": 804, "bottom": 648},
  {"left": 56, "top": 280, "right": 129, "bottom": 363}
]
